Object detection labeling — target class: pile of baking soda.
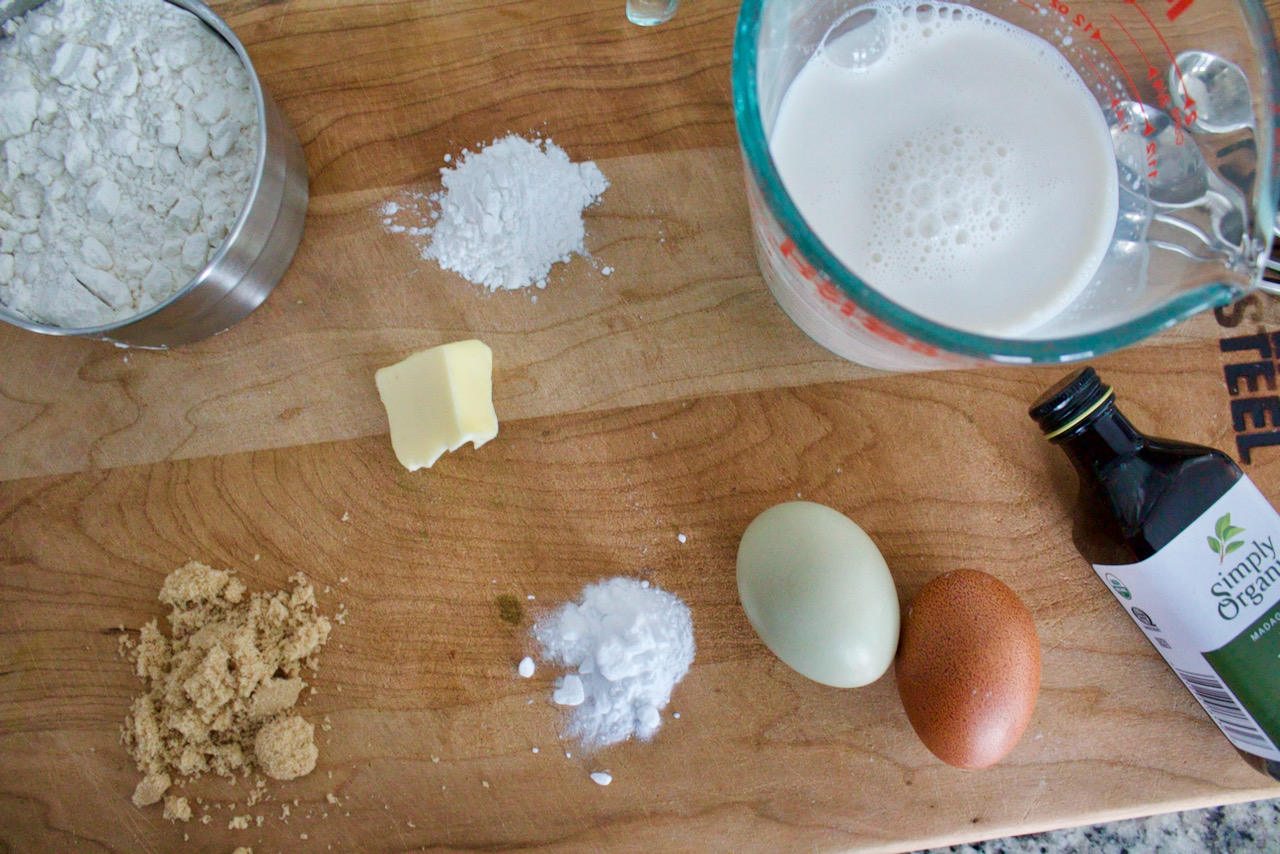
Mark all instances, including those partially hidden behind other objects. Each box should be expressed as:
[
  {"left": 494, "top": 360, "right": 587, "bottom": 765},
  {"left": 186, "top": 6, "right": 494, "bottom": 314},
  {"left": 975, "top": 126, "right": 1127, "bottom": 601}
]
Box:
[
  {"left": 0, "top": 0, "right": 257, "bottom": 327},
  {"left": 534, "top": 577, "right": 694, "bottom": 749},
  {"left": 379, "top": 134, "right": 609, "bottom": 292},
  {"left": 120, "top": 562, "right": 331, "bottom": 814}
]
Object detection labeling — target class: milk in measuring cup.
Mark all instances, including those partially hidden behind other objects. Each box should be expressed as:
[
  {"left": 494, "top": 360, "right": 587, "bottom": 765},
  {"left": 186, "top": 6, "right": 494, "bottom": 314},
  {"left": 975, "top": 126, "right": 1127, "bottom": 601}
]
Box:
[{"left": 769, "top": 1, "right": 1119, "bottom": 337}]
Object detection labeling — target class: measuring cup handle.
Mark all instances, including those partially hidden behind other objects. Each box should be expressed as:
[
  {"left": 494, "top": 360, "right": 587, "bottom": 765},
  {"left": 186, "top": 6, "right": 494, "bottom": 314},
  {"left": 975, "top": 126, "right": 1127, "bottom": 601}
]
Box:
[
  {"left": 1259, "top": 262, "right": 1280, "bottom": 295},
  {"left": 1260, "top": 217, "right": 1280, "bottom": 294},
  {"left": 1264, "top": 215, "right": 1280, "bottom": 295}
]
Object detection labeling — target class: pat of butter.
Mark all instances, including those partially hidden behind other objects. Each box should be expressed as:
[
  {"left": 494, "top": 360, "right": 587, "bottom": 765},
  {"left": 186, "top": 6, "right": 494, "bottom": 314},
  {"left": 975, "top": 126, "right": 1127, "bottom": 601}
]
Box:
[{"left": 375, "top": 339, "right": 499, "bottom": 471}]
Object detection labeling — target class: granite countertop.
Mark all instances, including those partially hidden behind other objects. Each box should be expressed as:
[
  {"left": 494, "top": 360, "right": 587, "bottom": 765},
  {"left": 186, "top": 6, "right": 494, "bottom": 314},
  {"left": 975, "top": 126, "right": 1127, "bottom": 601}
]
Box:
[{"left": 917, "top": 797, "right": 1280, "bottom": 853}]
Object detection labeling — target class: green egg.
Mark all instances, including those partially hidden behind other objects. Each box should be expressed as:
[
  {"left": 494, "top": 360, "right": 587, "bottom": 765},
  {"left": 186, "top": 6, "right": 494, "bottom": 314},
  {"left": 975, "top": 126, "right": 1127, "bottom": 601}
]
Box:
[{"left": 737, "top": 501, "right": 900, "bottom": 688}]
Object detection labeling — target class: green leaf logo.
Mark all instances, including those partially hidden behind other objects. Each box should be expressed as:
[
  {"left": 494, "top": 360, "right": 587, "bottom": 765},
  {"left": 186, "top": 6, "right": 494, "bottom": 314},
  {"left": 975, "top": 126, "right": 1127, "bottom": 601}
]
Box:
[{"left": 1208, "top": 513, "right": 1246, "bottom": 563}]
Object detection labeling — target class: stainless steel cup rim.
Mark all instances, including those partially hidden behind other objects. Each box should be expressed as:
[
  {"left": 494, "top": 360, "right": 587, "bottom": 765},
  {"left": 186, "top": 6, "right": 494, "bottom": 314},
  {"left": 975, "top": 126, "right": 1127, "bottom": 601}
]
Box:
[{"left": 0, "top": 0, "right": 274, "bottom": 339}]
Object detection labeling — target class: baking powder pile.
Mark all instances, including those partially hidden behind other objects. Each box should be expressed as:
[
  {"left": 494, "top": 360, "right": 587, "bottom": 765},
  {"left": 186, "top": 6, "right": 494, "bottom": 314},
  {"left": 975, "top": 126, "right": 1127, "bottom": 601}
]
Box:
[
  {"left": 534, "top": 577, "right": 694, "bottom": 748},
  {"left": 0, "top": 0, "right": 257, "bottom": 328},
  {"left": 379, "top": 134, "right": 609, "bottom": 291},
  {"left": 121, "top": 562, "right": 331, "bottom": 810}
]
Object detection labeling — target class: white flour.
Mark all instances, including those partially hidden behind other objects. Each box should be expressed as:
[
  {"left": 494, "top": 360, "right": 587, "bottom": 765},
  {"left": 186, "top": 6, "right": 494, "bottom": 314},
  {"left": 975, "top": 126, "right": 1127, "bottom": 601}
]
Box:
[
  {"left": 534, "top": 577, "right": 694, "bottom": 748},
  {"left": 379, "top": 135, "right": 608, "bottom": 291},
  {"left": 0, "top": 0, "right": 257, "bottom": 328}
]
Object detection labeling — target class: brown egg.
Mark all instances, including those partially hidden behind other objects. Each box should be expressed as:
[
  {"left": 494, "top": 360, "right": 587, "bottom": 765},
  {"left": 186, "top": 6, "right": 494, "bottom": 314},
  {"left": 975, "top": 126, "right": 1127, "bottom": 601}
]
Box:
[{"left": 896, "top": 569, "right": 1041, "bottom": 769}]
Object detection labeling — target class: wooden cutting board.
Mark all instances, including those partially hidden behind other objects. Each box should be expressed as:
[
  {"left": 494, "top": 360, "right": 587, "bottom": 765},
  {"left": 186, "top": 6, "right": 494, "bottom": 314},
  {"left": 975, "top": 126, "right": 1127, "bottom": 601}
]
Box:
[{"left": 3, "top": 0, "right": 1280, "bottom": 851}]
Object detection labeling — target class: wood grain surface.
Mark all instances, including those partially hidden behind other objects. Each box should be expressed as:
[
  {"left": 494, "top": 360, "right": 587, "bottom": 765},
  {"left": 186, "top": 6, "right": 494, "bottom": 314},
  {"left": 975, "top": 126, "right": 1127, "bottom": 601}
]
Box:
[{"left": 4, "top": 0, "right": 1280, "bottom": 852}]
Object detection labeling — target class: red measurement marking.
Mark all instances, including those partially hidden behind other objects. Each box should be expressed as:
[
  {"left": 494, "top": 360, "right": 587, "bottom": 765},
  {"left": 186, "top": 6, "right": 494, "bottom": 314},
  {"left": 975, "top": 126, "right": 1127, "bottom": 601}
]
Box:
[
  {"left": 1076, "top": 50, "right": 1130, "bottom": 129},
  {"left": 1151, "top": 72, "right": 1173, "bottom": 112},
  {"left": 1070, "top": 13, "right": 1101, "bottom": 37},
  {"left": 1077, "top": 49, "right": 1109, "bottom": 89},
  {"left": 1016, "top": 0, "right": 1036, "bottom": 8},
  {"left": 1144, "top": 140, "right": 1159, "bottom": 178},
  {"left": 1131, "top": 0, "right": 1196, "bottom": 109},
  {"left": 1098, "top": 33, "right": 1154, "bottom": 135},
  {"left": 779, "top": 238, "right": 819, "bottom": 282},
  {"left": 1110, "top": 13, "right": 1155, "bottom": 75},
  {"left": 813, "top": 279, "right": 941, "bottom": 357},
  {"left": 1166, "top": 0, "right": 1195, "bottom": 22},
  {"left": 1113, "top": 9, "right": 1189, "bottom": 137},
  {"left": 779, "top": 237, "right": 940, "bottom": 358}
]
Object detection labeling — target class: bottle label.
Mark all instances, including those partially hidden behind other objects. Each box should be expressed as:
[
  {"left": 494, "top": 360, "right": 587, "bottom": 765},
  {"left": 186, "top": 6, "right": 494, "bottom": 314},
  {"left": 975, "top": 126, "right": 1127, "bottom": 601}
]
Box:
[{"left": 1094, "top": 476, "right": 1280, "bottom": 761}]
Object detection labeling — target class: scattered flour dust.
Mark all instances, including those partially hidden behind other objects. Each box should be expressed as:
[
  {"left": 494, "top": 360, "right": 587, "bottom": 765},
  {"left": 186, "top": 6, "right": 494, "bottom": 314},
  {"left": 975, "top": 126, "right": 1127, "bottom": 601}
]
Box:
[
  {"left": 120, "top": 561, "right": 331, "bottom": 810},
  {"left": 534, "top": 577, "right": 694, "bottom": 749},
  {"left": 378, "top": 134, "right": 609, "bottom": 292}
]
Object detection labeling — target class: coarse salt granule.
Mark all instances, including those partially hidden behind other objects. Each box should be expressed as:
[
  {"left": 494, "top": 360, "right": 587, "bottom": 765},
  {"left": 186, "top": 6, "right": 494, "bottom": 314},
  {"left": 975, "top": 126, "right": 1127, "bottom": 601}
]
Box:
[
  {"left": 552, "top": 673, "right": 585, "bottom": 706},
  {"left": 534, "top": 577, "right": 694, "bottom": 748}
]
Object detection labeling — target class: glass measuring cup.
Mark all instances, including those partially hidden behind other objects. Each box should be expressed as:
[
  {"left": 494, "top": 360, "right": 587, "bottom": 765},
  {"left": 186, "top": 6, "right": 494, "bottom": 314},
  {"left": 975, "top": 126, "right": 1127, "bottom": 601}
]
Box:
[{"left": 733, "top": 0, "right": 1280, "bottom": 370}]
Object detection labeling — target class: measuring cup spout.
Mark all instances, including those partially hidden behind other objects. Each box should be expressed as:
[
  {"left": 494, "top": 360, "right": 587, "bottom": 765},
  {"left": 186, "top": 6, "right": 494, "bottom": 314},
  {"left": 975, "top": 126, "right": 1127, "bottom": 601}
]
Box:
[{"left": 1111, "top": 101, "right": 1252, "bottom": 265}]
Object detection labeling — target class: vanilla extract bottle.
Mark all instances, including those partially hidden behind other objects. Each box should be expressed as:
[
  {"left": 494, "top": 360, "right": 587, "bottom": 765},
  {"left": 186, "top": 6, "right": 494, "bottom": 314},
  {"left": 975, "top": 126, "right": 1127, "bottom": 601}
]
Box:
[{"left": 1031, "top": 367, "right": 1280, "bottom": 780}]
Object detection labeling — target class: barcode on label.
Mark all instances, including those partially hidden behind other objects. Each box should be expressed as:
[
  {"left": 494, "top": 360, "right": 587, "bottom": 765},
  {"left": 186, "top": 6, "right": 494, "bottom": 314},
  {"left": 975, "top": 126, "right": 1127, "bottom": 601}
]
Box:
[{"left": 1175, "top": 668, "right": 1276, "bottom": 751}]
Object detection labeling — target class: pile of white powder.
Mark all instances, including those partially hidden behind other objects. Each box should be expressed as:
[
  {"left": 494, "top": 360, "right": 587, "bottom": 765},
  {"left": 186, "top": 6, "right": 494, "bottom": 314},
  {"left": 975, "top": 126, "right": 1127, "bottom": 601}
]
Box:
[
  {"left": 535, "top": 577, "right": 694, "bottom": 748},
  {"left": 0, "top": 0, "right": 258, "bottom": 328},
  {"left": 379, "top": 134, "right": 609, "bottom": 292}
]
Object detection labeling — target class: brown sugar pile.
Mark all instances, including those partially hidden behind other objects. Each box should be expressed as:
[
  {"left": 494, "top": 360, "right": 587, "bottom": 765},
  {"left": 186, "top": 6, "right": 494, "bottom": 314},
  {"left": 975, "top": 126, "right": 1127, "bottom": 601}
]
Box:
[{"left": 121, "top": 561, "right": 332, "bottom": 808}]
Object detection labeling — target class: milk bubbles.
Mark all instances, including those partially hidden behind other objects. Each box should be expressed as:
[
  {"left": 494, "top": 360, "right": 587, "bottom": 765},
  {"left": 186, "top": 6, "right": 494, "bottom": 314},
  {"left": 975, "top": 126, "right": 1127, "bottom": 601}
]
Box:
[
  {"left": 819, "top": 8, "right": 891, "bottom": 70},
  {"left": 872, "top": 128, "right": 1021, "bottom": 273},
  {"left": 818, "top": 1, "right": 974, "bottom": 70},
  {"left": 819, "top": 0, "right": 1049, "bottom": 280},
  {"left": 771, "top": 0, "right": 1119, "bottom": 337},
  {"left": 823, "top": 0, "right": 1043, "bottom": 271}
]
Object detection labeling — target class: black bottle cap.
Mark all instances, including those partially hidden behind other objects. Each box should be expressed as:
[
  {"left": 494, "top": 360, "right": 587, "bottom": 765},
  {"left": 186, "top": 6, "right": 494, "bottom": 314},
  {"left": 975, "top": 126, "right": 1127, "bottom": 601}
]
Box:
[{"left": 1029, "top": 367, "right": 1113, "bottom": 439}]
